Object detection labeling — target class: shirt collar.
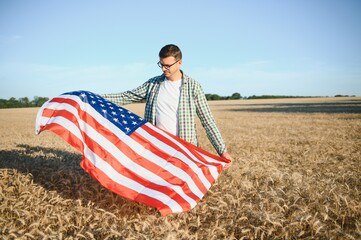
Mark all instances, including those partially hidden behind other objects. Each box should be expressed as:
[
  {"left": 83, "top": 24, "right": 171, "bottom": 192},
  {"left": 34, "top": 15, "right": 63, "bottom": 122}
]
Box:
[{"left": 159, "top": 70, "right": 189, "bottom": 84}]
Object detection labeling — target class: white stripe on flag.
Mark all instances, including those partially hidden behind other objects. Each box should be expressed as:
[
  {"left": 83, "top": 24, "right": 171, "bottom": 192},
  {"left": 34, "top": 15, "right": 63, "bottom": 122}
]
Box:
[
  {"left": 83, "top": 146, "right": 184, "bottom": 213},
  {"left": 39, "top": 116, "right": 83, "bottom": 141},
  {"left": 137, "top": 124, "right": 219, "bottom": 187}
]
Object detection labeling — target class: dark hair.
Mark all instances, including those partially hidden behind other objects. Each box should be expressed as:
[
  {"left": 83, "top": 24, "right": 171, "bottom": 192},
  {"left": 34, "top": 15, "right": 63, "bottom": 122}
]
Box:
[{"left": 159, "top": 44, "right": 182, "bottom": 60}]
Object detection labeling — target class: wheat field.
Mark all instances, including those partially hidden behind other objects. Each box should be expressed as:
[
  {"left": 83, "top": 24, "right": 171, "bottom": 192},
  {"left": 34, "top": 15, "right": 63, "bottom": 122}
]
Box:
[{"left": 1, "top": 97, "right": 360, "bottom": 239}]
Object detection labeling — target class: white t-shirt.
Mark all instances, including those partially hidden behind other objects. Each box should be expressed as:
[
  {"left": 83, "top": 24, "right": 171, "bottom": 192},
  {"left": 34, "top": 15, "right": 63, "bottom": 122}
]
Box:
[{"left": 156, "top": 78, "right": 182, "bottom": 135}]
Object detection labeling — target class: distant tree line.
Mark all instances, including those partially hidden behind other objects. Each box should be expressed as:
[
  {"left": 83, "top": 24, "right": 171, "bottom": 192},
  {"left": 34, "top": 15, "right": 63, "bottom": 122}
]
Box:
[
  {"left": 246, "top": 95, "right": 318, "bottom": 99},
  {"left": 334, "top": 94, "right": 356, "bottom": 97},
  {"left": 205, "top": 93, "right": 358, "bottom": 101},
  {"left": 205, "top": 92, "right": 242, "bottom": 100},
  {"left": 204, "top": 93, "right": 322, "bottom": 100},
  {"left": 0, "top": 96, "right": 49, "bottom": 108},
  {"left": 246, "top": 94, "right": 356, "bottom": 99}
]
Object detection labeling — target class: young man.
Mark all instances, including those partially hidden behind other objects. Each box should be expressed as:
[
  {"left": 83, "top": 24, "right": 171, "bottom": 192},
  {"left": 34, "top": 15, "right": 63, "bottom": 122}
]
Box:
[{"left": 102, "top": 44, "right": 232, "bottom": 164}]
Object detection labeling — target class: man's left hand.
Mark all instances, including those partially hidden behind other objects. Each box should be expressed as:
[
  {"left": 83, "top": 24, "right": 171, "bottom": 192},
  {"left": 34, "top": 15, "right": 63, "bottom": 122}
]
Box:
[{"left": 221, "top": 152, "right": 232, "bottom": 169}]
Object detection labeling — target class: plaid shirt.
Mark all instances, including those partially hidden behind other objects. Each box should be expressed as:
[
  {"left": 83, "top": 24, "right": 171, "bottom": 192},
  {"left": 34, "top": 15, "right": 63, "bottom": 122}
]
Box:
[{"left": 101, "top": 72, "right": 227, "bottom": 155}]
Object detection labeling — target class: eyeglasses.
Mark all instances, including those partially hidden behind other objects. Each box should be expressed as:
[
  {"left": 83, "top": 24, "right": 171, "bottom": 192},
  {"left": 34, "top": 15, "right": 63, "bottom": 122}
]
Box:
[{"left": 157, "top": 60, "right": 179, "bottom": 70}]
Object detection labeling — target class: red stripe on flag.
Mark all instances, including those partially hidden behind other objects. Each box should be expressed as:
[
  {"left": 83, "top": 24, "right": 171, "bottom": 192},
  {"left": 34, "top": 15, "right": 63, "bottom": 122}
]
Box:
[
  {"left": 79, "top": 132, "right": 194, "bottom": 212},
  {"left": 140, "top": 124, "right": 220, "bottom": 184},
  {"left": 153, "top": 124, "right": 229, "bottom": 167},
  {"left": 131, "top": 130, "right": 208, "bottom": 195},
  {"left": 80, "top": 157, "right": 174, "bottom": 216},
  {"left": 39, "top": 121, "right": 85, "bottom": 153}
]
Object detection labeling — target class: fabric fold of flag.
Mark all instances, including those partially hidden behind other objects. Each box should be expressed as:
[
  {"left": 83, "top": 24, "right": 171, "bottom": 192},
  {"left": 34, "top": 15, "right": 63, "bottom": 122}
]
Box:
[{"left": 35, "top": 90, "right": 230, "bottom": 215}]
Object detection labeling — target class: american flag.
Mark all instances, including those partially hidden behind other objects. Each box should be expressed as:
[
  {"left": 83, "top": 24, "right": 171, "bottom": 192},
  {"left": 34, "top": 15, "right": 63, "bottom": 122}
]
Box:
[{"left": 35, "top": 90, "right": 230, "bottom": 215}]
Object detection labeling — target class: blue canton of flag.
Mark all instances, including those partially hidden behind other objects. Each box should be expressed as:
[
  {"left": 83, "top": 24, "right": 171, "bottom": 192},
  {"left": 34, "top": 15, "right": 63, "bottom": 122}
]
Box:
[{"left": 64, "top": 90, "right": 147, "bottom": 135}]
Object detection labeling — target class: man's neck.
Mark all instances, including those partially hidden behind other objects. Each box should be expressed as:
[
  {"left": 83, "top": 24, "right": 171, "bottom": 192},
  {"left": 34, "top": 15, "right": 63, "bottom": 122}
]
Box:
[{"left": 167, "top": 70, "right": 183, "bottom": 81}]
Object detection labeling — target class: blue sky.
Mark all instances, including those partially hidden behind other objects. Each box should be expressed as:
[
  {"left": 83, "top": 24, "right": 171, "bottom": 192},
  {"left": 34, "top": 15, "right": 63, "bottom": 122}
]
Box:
[{"left": 1, "top": 0, "right": 360, "bottom": 99}]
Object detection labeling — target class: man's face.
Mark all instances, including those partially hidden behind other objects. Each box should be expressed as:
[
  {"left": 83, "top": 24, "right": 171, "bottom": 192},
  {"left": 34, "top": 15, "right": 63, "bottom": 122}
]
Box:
[{"left": 158, "top": 56, "right": 182, "bottom": 79}]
